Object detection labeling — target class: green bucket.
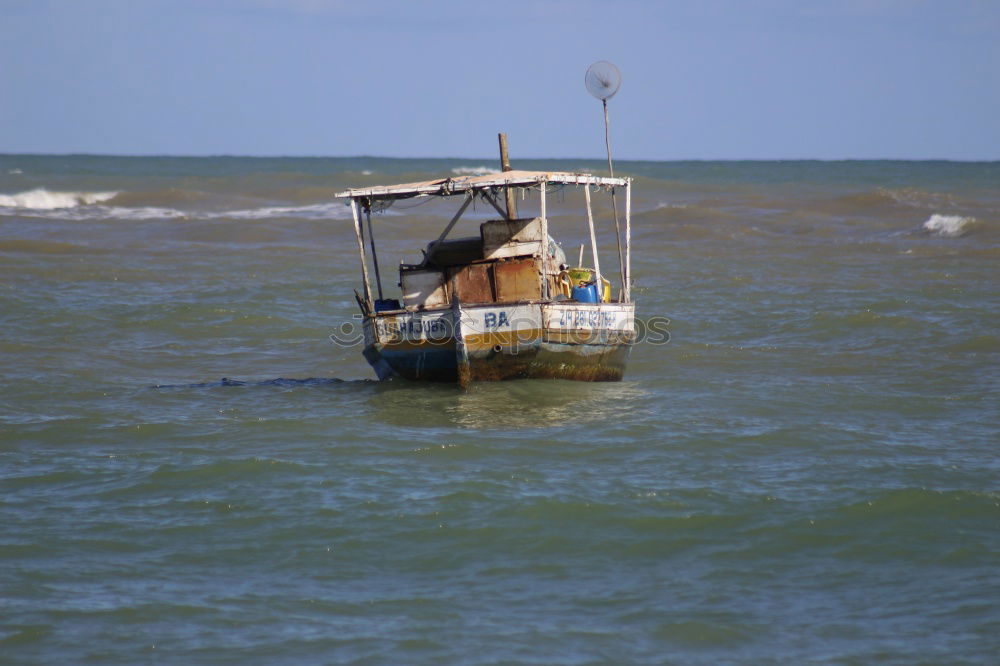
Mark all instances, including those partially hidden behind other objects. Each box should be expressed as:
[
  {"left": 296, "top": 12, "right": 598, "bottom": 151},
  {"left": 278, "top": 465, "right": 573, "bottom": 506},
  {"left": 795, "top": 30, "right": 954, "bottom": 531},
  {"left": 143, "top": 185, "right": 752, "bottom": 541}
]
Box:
[{"left": 567, "top": 267, "right": 594, "bottom": 286}]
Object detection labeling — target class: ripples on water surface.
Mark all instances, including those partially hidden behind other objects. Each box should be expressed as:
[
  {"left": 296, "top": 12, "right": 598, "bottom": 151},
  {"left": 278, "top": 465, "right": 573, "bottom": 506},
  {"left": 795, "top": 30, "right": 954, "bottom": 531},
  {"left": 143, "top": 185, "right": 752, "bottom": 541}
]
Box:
[{"left": 1, "top": 156, "right": 998, "bottom": 664}]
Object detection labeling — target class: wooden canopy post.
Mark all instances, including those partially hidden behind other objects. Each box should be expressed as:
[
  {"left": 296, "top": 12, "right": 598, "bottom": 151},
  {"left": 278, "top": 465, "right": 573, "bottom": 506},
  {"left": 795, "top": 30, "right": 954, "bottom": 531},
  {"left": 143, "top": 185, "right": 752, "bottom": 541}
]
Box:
[
  {"left": 584, "top": 185, "right": 602, "bottom": 297},
  {"left": 625, "top": 179, "right": 632, "bottom": 303},
  {"left": 498, "top": 133, "right": 517, "bottom": 220},
  {"left": 350, "top": 198, "right": 373, "bottom": 311},
  {"left": 539, "top": 180, "right": 549, "bottom": 300},
  {"left": 364, "top": 203, "right": 384, "bottom": 302}
]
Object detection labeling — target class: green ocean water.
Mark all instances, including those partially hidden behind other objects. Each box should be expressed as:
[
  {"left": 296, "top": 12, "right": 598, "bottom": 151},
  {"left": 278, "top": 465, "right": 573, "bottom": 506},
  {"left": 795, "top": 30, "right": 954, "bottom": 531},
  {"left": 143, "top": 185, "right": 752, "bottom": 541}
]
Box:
[{"left": 1, "top": 155, "right": 998, "bottom": 664}]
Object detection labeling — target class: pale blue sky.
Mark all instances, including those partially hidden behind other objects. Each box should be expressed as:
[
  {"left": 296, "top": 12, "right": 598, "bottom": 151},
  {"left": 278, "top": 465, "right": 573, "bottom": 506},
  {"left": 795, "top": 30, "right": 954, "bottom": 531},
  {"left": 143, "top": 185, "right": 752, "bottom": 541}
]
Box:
[{"left": 2, "top": 0, "right": 997, "bottom": 159}]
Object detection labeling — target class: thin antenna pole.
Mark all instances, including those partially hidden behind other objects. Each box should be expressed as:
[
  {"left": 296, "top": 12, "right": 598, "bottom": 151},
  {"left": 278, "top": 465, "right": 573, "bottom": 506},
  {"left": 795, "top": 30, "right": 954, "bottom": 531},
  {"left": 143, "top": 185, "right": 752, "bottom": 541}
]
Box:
[
  {"left": 603, "top": 99, "right": 626, "bottom": 297},
  {"left": 603, "top": 100, "right": 613, "bottom": 177}
]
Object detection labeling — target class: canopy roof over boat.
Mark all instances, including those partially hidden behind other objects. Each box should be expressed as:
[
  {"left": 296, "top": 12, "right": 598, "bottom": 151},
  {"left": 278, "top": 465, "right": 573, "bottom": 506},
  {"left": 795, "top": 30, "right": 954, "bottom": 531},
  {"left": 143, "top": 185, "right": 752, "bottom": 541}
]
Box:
[{"left": 335, "top": 170, "right": 629, "bottom": 202}]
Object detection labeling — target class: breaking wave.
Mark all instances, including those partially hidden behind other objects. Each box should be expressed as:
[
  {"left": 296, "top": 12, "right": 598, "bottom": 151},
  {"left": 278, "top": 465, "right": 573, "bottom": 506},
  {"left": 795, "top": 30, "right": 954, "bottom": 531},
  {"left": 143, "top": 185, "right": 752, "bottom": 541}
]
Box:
[
  {"left": 821, "top": 187, "right": 961, "bottom": 215},
  {"left": 0, "top": 187, "right": 353, "bottom": 221},
  {"left": 205, "top": 203, "right": 349, "bottom": 220},
  {"left": 451, "top": 166, "right": 501, "bottom": 176},
  {"left": 878, "top": 187, "right": 958, "bottom": 210},
  {"left": 3, "top": 203, "right": 353, "bottom": 222},
  {"left": 922, "top": 214, "right": 976, "bottom": 237},
  {"left": 0, "top": 188, "right": 119, "bottom": 209},
  {"left": 0, "top": 202, "right": 186, "bottom": 221}
]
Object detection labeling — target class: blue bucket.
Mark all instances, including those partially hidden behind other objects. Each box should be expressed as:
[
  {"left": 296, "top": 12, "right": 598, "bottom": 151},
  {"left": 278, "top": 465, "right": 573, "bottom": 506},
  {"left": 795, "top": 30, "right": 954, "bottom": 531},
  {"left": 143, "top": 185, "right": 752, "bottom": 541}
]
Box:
[
  {"left": 374, "top": 298, "right": 401, "bottom": 312},
  {"left": 571, "top": 284, "right": 599, "bottom": 303}
]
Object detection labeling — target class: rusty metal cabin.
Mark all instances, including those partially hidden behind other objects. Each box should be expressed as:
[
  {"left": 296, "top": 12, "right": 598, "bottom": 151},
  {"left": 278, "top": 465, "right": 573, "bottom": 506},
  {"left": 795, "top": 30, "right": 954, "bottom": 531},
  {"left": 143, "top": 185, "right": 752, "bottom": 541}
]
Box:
[{"left": 335, "top": 169, "right": 635, "bottom": 388}]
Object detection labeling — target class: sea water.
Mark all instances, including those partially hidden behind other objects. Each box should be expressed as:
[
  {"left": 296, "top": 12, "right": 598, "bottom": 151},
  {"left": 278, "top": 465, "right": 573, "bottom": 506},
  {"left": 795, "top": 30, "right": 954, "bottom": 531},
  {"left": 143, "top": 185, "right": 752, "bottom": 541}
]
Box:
[{"left": 1, "top": 155, "right": 997, "bottom": 664}]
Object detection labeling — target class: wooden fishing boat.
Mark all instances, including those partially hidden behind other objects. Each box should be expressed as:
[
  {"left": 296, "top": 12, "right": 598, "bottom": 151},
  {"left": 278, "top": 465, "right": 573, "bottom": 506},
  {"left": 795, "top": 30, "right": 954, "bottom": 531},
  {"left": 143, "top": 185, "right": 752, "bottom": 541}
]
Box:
[{"left": 336, "top": 160, "right": 635, "bottom": 389}]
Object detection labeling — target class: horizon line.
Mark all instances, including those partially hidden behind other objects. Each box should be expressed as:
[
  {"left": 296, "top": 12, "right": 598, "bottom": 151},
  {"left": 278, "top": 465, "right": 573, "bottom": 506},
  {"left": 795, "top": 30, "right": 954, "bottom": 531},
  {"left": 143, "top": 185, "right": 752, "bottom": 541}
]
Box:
[{"left": 1, "top": 152, "right": 998, "bottom": 163}]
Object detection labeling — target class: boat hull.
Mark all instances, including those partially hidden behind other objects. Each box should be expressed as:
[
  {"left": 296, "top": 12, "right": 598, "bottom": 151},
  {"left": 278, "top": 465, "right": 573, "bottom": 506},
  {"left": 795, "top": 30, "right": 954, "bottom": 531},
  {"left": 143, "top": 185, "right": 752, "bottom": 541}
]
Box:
[{"left": 359, "top": 302, "right": 635, "bottom": 384}]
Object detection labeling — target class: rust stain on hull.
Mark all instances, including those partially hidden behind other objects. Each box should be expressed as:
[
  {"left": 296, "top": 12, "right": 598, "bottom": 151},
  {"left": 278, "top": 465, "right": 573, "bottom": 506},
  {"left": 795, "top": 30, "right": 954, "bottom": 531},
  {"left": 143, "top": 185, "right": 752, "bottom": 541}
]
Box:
[
  {"left": 468, "top": 344, "right": 631, "bottom": 382},
  {"left": 366, "top": 339, "right": 632, "bottom": 384},
  {"left": 360, "top": 296, "right": 637, "bottom": 386}
]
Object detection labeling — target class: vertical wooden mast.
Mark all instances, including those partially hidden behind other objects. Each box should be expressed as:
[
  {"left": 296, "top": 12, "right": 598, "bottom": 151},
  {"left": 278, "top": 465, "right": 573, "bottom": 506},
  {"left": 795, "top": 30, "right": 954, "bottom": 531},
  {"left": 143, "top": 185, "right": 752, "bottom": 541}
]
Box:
[{"left": 498, "top": 132, "right": 517, "bottom": 220}]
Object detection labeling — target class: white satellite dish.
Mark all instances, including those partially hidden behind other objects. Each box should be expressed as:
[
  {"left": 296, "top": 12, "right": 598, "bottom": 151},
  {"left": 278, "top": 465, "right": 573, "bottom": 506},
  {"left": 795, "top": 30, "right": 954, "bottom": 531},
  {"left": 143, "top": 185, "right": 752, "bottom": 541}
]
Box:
[{"left": 585, "top": 61, "right": 622, "bottom": 101}]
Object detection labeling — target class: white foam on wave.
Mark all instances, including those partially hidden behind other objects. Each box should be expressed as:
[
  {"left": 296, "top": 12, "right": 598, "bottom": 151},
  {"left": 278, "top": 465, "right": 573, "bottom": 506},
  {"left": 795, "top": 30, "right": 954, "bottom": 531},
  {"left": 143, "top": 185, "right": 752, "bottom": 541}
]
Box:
[
  {"left": 923, "top": 214, "right": 975, "bottom": 237},
  {"left": 451, "top": 166, "right": 501, "bottom": 176},
  {"left": 1, "top": 202, "right": 353, "bottom": 222},
  {"left": 0, "top": 187, "right": 354, "bottom": 221},
  {"left": 2, "top": 204, "right": 187, "bottom": 221},
  {"left": 880, "top": 187, "right": 956, "bottom": 210},
  {"left": 0, "top": 188, "right": 119, "bottom": 210},
  {"left": 0, "top": 188, "right": 181, "bottom": 220},
  {"left": 105, "top": 206, "right": 187, "bottom": 220},
  {"left": 207, "top": 203, "right": 351, "bottom": 220}
]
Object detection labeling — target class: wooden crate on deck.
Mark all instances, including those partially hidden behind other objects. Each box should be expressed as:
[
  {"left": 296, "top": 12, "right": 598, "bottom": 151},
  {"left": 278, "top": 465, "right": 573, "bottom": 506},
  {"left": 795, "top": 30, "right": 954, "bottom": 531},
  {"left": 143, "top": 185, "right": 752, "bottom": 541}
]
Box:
[
  {"left": 494, "top": 256, "right": 542, "bottom": 302},
  {"left": 447, "top": 263, "right": 495, "bottom": 304}
]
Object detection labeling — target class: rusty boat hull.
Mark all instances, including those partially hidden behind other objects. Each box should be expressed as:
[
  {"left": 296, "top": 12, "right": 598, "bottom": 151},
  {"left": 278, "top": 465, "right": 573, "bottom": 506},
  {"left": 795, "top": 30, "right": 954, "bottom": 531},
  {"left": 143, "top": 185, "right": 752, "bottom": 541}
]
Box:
[{"left": 362, "top": 302, "right": 635, "bottom": 385}]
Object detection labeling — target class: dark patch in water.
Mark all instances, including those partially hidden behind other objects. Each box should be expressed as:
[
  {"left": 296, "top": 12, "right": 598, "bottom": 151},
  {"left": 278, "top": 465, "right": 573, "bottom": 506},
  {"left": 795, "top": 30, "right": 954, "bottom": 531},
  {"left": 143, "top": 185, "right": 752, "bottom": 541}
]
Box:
[{"left": 152, "top": 377, "right": 366, "bottom": 389}]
